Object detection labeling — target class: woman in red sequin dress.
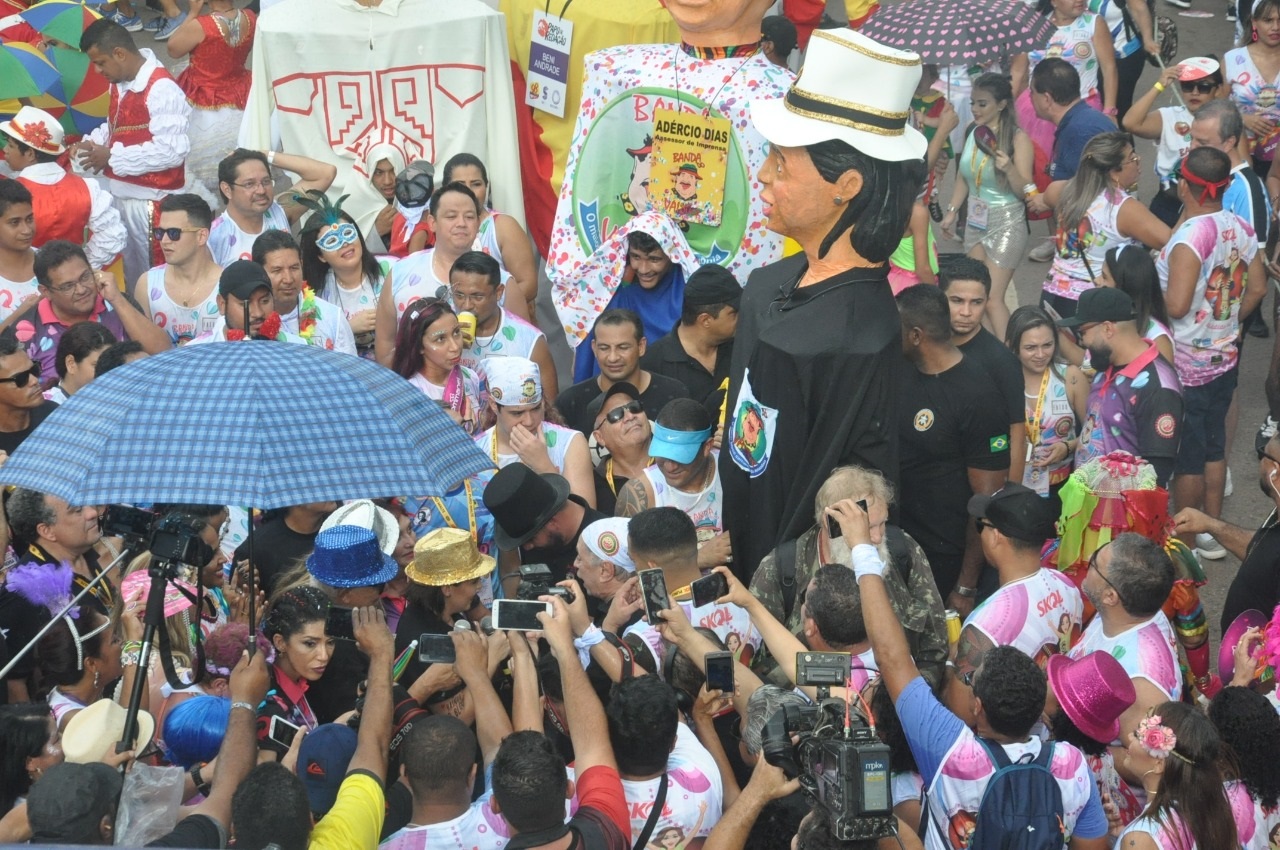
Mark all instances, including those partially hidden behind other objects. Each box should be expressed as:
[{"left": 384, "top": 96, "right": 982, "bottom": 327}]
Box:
[{"left": 167, "top": 0, "right": 256, "bottom": 199}]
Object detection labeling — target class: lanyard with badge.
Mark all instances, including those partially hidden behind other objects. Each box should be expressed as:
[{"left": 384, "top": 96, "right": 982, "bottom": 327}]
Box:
[
  {"left": 525, "top": 0, "right": 574, "bottom": 117},
  {"left": 1025, "top": 369, "right": 1050, "bottom": 493},
  {"left": 967, "top": 139, "right": 991, "bottom": 232},
  {"left": 430, "top": 480, "right": 477, "bottom": 542}
]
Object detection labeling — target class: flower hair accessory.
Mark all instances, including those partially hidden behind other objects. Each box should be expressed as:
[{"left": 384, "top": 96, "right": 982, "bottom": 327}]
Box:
[{"left": 1137, "top": 713, "right": 1194, "bottom": 765}]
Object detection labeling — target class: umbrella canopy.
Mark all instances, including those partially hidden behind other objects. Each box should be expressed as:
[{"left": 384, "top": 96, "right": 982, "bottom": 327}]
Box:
[
  {"left": 0, "top": 342, "right": 495, "bottom": 508},
  {"left": 0, "top": 41, "right": 59, "bottom": 99},
  {"left": 28, "top": 45, "right": 108, "bottom": 135},
  {"left": 860, "top": 0, "right": 1057, "bottom": 66},
  {"left": 18, "top": 0, "right": 102, "bottom": 47}
]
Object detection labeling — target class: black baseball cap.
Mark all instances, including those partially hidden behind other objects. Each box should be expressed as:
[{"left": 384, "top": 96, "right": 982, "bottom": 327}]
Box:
[
  {"left": 683, "top": 264, "right": 742, "bottom": 309},
  {"left": 1056, "top": 287, "right": 1135, "bottom": 328},
  {"left": 219, "top": 259, "right": 272, "bottom": 301},
  {"left": 27, "top": 762, "right": 122, "bottom": 844},
  {"left": 587, "top": 381, "right": 642, "bottom": 426},
  {"left": 968, "top": 483, "right": 1058, "bottom": 544}
]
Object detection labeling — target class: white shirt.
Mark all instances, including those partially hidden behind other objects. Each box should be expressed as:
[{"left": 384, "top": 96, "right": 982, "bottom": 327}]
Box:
[
  {"left": 86, "top": 49, "right": 191, "bottom": 201},
  {"left": 16, "top": 162, "right": 128, "bottom": 270},
  {"left": 619, "top": 723, "right": 722, "bottom": 845},
  {"left": 278, "top": 294, "right": 357, "bottom": 355},
  {"left": 187, "top": 316, "right": 308, "bottom": 345},
  {"left": 964, "top": 568, "right": 1084, "bottom": 665},
  {"left": 207, "top": 203, "right": 290, "bottom": 266},
  {"left": 0, "top": 272, "right": 38, "bottom": 323}
]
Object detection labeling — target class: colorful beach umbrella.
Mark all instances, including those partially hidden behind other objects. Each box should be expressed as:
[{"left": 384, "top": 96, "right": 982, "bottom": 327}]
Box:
[
  {"left": 0, "top": 41, "right": 59, "bottom": 99},
  {"left": 28, "top": 45, "right": 108, "bottom": 135},
  {"left": 18, "top": 0, "right": 102, "bottom": 48}
]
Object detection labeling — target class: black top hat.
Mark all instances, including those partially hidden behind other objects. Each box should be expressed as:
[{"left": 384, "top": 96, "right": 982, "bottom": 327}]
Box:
[{"left": 483, "top": 463, "right": 571, "bottom": 550}]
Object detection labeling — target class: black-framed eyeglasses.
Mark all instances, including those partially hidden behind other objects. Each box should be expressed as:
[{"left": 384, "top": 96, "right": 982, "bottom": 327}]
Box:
[
  {"left": 45, "top": 269, "right": 95, "bottom": 294},
  {"left": 975, "top": 517, "right": 994, "bottom": 533},
  {"left": 1072, "top": 322, "right": 1099, "bottom": 343},
  {"left": 603, "top": 399, "right": 643, "bottom": 426},
  {"left": 1180, "top": 80, "right": 1218, "bottom": 94},
  {"left": 1087, "top": 547, "right": 1127, "bottom": 607},
  {"left": 959, "top": 668, "right": 976, "bottom": 688},
  {"left": 152, "top": 226, "right": 203, "bottom": 242},
  {"left": 0, "top": 363, "right": 41, "bottom": 387}
]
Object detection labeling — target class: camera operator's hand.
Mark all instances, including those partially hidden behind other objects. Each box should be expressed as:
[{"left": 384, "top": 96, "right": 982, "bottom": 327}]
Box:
[
  {"left": 353, "top": 605, "right": 394, "bottom": 662},
  {"left": 714, "top": 566, "right": 754, "bottom": 610},
  {"left": 745, "top": 753, "right": 801, "bottom": 803},
  {"left": 230, "top": 648, "right": 270, "bottom": 707},
  {"left": 601, "top": 575, "right": 644, "bottom": 635},
  {"left": 654, "top": 595, "right": 695, "bottom": 645},
  {"left": 451, "top": 628, "right": 488, "bottom": 684},
  {"left": 827, "top": 499, "right": 872, "bottom": 549},
  {"left": 558, "top": 578, "right": 591, "bottom": 637},
  {"left": 537, "top": 596, "right": 576, "bottom": 661}
]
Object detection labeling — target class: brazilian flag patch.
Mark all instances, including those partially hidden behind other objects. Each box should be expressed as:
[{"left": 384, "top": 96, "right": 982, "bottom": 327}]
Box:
[{"left": 989, "top": 435, "right": 1009, "bottom": 452}]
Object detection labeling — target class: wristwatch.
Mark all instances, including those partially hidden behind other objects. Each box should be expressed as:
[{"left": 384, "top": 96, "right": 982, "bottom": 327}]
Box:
[{"left": 953, "top": 585, "right": 977, "bottom": 598}]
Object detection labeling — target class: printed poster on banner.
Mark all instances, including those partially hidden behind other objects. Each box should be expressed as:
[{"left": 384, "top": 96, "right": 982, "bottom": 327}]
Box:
[
  {"left": 649, "top": 107, "right": 730, "bottom": 227},
  {"left": 526, "top": 11, "right": 573, "bottom": 118}
]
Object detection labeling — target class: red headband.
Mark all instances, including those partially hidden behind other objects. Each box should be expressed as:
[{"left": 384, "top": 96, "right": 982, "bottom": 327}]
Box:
[{"left": 1179, "top": 157, "right": 1230, "bottom": 204}]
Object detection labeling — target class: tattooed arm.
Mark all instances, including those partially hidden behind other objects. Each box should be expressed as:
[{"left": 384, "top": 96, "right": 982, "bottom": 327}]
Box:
[
  {"left": 614, "top": 477, "right": 651, "bottom": 517},
  {"left": 943, "top": 624, "right": 994, "bottom": 726}
]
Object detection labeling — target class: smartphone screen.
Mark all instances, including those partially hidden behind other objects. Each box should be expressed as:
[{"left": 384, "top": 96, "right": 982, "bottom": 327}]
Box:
[
  {"left": 638, "top": 569, "right": 669, "bottom": 624},
  {"left": 825, "top": 513, "right": 841, "bottom": 539},
  {"left": 269, "top": 716, "right": 301, "bottom": 749},
  {"left": 492, "top": 599, "right": 551, "bottom": 632},
  {"left": 705, "top": 651, "right": 734, "bottom": 693},
  {"left": 325, "top": 607, "right": 355, "bottom": 641},
  {"left": 418, "top": 633, "right": 456, "bottom": 664},
  {"left": 691, "top": 572, "right": 728, "bottom": 608}
]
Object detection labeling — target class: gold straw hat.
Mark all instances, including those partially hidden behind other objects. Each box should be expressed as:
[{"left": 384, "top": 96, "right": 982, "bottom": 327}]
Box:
[{"left": 407, "top": 527, "right": 496, "bottom": 586}]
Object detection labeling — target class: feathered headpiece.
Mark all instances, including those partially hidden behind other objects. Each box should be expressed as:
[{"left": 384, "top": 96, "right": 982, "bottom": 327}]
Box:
[
  {"left": 6, "top": 560, "right": 77, "bottom": 616},
  {"left": 294, "top": 190, "right": 351, "bottom": 228}
]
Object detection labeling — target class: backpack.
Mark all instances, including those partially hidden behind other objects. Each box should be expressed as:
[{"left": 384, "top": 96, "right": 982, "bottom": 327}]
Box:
[{"left": 968, "top": 739, "right": 1065, "bottom": 850}]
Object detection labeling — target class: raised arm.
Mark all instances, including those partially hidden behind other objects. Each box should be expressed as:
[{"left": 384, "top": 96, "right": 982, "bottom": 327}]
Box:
[
  {"left": 194, "top": 648, "right": 271, "bottom": 829},
  {"left": 538, "top": 596, "right": 616, "bottom": 773},
  {"left": 273, "top": 153, "right": 339, "bottom": 224},
  {"left": 348, "top": 605, "right": 394, "bottom": 780},
  {"left": 452, "top": 628, "right": 513, "bottom": 766}
]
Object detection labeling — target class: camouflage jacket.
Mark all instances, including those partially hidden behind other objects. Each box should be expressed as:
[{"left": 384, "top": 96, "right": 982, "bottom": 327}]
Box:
[{"left": 749, "top": 524, "right": 949, "bottom": 691}]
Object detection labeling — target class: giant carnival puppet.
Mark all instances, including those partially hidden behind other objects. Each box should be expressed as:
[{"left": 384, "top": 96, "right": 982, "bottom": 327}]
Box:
[
  {"left": 239, "top": 0, "right": 524, "bottom": 244},
  {"left": 548, "top": 0, "right": 793, "bottom": 352}
]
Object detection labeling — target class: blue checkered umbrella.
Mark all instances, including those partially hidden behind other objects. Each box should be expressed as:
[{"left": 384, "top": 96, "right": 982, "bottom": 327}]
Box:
[{"left": 0, "top": 341, "right": 494, "bottom": 508}]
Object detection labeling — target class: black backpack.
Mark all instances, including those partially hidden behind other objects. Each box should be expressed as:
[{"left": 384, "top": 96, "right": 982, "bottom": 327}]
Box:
[{"left": 968, "top": 739, "right": 1065, "bottom": 850}]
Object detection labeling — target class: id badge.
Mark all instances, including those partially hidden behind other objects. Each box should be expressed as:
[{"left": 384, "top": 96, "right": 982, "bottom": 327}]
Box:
[
  {"left": 967, "top": 196, "right": 989, "bottom": 231},
  {"left": 650, "top": 108, "right": 731, "bottom": 227},
  {"left": 525, "top": 11, "right": 573, "bottom": 117}
]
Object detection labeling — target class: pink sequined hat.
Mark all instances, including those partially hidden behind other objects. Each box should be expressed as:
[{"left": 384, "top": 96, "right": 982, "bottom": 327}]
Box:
[
  {"left": 1219, "top": 609, "right": 1267, "bottom": 683},
  {"left": 1046, "top": 652, "right": 1136, "bottom": 744}
]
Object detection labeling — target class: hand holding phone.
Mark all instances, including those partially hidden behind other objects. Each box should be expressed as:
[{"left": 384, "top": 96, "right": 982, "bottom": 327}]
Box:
[
  {"left": 638, "top": 569, "right": 669, "bottom": 624},
  {"left": 492, "top": 599, "right": 552, "bottom": 632},
  {"left": 691, "top": 572, "right": 728, "bottom": 608},
  {"left": 418, "top": 633, "right": 457, "bottom": 664},
  {"left": 268, "top": 715, "right": 301, "bottom": 749},
  {"left": 704, "top": 651, "right": 734, "bottom": 693}
]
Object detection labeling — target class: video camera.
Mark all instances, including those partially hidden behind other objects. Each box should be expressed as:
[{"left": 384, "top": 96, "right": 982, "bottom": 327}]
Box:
[
  {"left": 515, "top": 563, "right": 574, "bottom": 603},
  {"left": 101, "top": 506, "right": 214, "bottom": 569},
  {"left": 761, "top": 652, "right": 895, "bottom": 843}
]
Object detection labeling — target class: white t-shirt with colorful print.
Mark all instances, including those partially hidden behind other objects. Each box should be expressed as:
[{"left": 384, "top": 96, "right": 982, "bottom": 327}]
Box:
[{"left": 964, "top": 569, "right": 1084, "bottom": 666}]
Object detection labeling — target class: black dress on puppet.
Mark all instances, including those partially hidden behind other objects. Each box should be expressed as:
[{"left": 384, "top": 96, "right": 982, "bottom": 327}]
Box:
[{"left": 719, "top": 255, "right": 901, "bottom": 580}]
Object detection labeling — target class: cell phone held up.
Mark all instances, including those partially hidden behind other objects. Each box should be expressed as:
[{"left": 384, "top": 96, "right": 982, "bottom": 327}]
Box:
[
  {"left": 825, "top": 499, "right": 868, "bottom": 539},
  {"left": 638, "top": 568, "right": 669, "bottom": 624},
  {"left": 491, "top": 599, "right": 551, "bottom": 632},
  {"left": 268, "top": 715, "right": 301, "bottom": 750},
  {"left": 325, "top": 606, "right": 355, "bottom": 641},
  {"left": 691, "top": 572, "right": 728, "bottom": 608},
  {"left": 417, "top": 633, "right": 457, "bottom": 664},
  {"left": 705, "top": 650, "right": 735, "bottom": 693}
]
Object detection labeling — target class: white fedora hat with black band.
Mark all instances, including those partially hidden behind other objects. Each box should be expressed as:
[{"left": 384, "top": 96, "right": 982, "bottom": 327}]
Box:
[{"left": 750, "top": 28, "right": 927, "bottom": 163}]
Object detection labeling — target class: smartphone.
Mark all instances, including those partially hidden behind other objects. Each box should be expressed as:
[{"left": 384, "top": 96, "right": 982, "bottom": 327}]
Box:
[
  {"left": 638, "top": 568, "right": 669, "bottom": 624},
  {"left": 268, "top": 715, "right": 301, "bottom": 749},
  {"left": 417, "top": 633, "right": 456, "bottom": 664},
  {"left": 492, "top": 599, "right": 551, "bottom": 632},
  {"left": 325, "top": 607, "right": 355, "bottom": 641},
  {"left": 691, "top": 572, "right": 728, "bottom": 608},
  {"left": 705, "top": 651, "right": 735, "bottom": 693},
  {"left": 827, "top": 499, "right": 869, "bottom": 538}
]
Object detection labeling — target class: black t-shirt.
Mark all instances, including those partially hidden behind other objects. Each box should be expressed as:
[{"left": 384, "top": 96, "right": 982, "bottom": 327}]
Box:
[
  {"left": 521, "top": 496, "right": 607, "bottom": 582},
  {"left": 1221, "top": 517, "right": 1280, "bottom": 633},
  {"left": 957, "top": 329, "right": 1023, "bottom": 429},
  {"left": 233, "top": 518, "right": 319, "bottom": 596},
  {"left": 555, "top": 373, "right": 691, "bottom": 436},
  {"left": 592, "top": 461, "right": 632, "bottom": 517},
  {"left": 0, "top": 400, "right": 56, "bottom": 455},
  {"left": 898, "top": 354, "right": 1012, "bottom": 560},
  {"left": 392, "top": 600, "right": 455, "bottom": 696},
  {"left": 641, "top": 329, "right": 734, "bottom": 416},
  {"left": 147, "top": 814, "right": 224, "bottom": 848},
  {"left": 0, "top": 546, "right": 112, "bottom": 689},
  {"left": 306, "top": 630, "right": 370, "bottom": 724}
]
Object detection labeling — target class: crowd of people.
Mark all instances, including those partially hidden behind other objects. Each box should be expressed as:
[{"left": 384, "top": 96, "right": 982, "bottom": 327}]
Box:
[{"left": 1, "top": 0, "right": 1280, "bottom": 848}]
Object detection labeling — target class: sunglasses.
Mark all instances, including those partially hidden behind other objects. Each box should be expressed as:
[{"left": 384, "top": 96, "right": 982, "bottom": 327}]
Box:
[
  {"left": 152, "top": 226, "right": 202, "bottom": 242},
  {"left": 317, "top": 223, "right": 359, "bottom": 253},
  {"left": 601, "top": 399, "right": 643, "bottom": 426},
  {"left": 0, "top": 363, "right": 41, "bottom": 387},
  {"left": 1180, "top": 80, "right": 1218, "bottom": 94}
]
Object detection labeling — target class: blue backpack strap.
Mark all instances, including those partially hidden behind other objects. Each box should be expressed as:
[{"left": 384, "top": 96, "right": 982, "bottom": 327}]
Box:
[{"left": 976, "top": 736, "right": 1013, "bottom": 770}]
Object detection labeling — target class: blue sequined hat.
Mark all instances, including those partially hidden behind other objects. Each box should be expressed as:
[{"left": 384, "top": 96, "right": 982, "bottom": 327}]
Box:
[{"left": 306, "top": 526, "right": 398, "bottom": 588}]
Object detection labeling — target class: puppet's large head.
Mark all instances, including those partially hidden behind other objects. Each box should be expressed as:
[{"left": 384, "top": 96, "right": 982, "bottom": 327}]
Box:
[{"left": 663, "top": 0, "right": 773, "bottom": 44}]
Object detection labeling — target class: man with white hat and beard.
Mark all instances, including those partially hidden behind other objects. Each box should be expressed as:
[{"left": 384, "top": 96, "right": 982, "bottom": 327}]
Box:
[
  {"left": 721, "top": 29, "right": 929, "bottom": 582},
  {"left": 573, "top": 516, "right": 640, "bottom": 625}
]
